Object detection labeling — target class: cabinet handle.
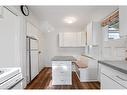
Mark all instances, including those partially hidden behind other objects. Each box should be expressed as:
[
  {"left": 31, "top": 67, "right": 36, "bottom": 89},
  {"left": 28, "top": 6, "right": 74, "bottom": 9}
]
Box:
[
  {"left": 38, "top": 51, "right": 41, "bottom": 54},
  {"left": 116, "top": 76, "right": 127, "bottom": 81}
]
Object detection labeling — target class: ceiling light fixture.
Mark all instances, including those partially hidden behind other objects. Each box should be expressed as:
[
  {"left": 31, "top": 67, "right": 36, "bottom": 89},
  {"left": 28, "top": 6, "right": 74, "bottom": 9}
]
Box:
[{"left": 64, "top": 17, "right": 77, "bottom": 24}]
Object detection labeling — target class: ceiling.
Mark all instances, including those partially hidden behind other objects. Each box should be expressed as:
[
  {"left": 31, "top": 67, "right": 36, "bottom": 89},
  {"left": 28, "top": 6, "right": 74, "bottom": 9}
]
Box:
[{"left": 29, "top": 6, "right": 118, "bottom": 31}]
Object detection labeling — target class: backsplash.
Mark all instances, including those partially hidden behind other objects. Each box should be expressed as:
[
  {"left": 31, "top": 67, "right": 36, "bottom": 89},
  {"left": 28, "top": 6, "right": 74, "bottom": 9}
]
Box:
[
  {"left": 102, "top": 38, "right": 127, "bottom": 60},
  {"left": 85, "top": 45, "right": 100, "bottom": 59}
]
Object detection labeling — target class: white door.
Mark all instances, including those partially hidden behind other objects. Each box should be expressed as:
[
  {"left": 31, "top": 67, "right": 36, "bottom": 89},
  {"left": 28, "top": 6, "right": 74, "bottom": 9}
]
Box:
[{"left": 30, "top": 39, "right": 38, "bottom": 50}]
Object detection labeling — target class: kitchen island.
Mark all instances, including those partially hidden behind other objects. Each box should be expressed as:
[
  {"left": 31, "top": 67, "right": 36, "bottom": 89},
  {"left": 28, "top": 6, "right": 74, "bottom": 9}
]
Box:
[{"left": 51, "top": 56, "right": 76, "bottom": 85}]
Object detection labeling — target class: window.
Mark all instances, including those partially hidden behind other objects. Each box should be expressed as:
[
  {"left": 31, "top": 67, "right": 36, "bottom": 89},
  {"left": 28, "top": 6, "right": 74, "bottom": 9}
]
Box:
[{"left": 108, "top": 21, "right": 120, "bottom": 39}]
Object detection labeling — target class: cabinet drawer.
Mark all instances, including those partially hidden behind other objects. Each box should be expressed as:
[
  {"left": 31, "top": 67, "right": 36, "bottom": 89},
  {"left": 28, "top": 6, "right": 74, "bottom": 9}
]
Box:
[
  {"left": 52, "top": 66, "right": 71, "bottom": 71},
  {"left": 52, "top": 61, "right": 72, "bottom": 85},
  {"left": 101, "top": 64, "right": 127, "bottom": 88},
  {"left": 52, "top": 79, "right": 72, "bottom": 85},
  {"left": 52, "top": 76, "right": 72, "bottom": 85},
  {"left": 52, "top": 61, "right": 72, "bottom": 73},
  {"left": 101, "top": 73, "right": 125, "bottom": 89},
  {"left": 53, "top": 75, "right": 71, "bottom": 81},
  {"left": 52, "top": 71, "right": 71, "bottom": 77},
  {"left": 52, "top": 61, "right": 71, "bottom": 66}
]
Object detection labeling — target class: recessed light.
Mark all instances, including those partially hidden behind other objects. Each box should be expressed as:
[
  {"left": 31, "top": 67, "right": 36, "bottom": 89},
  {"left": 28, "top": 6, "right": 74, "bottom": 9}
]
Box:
[
  {"left": 63, "top": 17, "right": 77, "bottom": 24},
  {"left": 47, "top": 30, "right": 50, "bottom": 32}
]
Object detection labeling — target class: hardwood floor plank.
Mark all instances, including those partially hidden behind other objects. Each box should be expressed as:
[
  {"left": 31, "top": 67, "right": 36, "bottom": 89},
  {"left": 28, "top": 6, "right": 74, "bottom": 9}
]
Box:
[{"left": 26, "top": 67, "right": 100, "bottom": 89}]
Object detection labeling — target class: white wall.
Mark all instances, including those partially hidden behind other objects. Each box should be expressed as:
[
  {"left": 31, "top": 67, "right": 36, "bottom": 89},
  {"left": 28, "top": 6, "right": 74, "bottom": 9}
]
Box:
[
  {"left": 6, "top": 6, "right": 44, "bottom": 88},
  {"left": 43, "top": 28, "right": 85, "bottom": 67},
  {"left": 0, "top": 7, "right": 20, "bottom": 68},
  {"left": 38, "top": 32, "right": 45, "bottom": 70},
  {"left": 102, "top": 38, "right": 127, "bottom": 60},
  {"left": 22, "top": 9, "right": 44, "bottom": 87}
]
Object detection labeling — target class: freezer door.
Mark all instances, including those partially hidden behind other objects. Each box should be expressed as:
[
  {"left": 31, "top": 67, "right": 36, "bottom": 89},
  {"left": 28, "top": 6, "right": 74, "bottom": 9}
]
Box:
[
  {"left": 30, "top": 51, "right": 39, "bottom": 80},
  {"left": 30, "top": 39, "right": 38, "bottom": 50}
]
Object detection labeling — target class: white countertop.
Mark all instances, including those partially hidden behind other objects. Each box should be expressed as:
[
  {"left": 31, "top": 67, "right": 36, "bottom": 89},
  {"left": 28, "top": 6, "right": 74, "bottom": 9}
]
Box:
[
  {"left": 98, "top": 60, "right": 127, "bottom": 74},
  {"left": 0, "top": 68, "right": 21, "bottom": 84}
]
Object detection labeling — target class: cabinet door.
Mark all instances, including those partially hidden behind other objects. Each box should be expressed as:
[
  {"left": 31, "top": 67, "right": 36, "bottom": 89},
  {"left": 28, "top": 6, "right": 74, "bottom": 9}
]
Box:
[
  {"left": 76, "top": 32, "right": 86, "bottom": 46},
  {"left": 81, "top": 31, "right": 86, "bottom": 46},
  {"left": 101, "top": 73, "right": 125, "bottom": 89},
  {"left": 119, "top": 6, "right": 127, "bottom": 37},
  {"left": 63, "top": 32, "right": 76, "bottom": 47},
  {"left": 65, "top": 32, "right": 76, "bottom": 47},
  {"left": 92, "top": 22, "right": 101, "bottom": 45},
  {"left": 88, "top": 59, "right": 98, "bottom": 80},
  {"left": 102, "top": 25, "right": 109, "bottom": 41},
  {"left": 76, "top": 32, "right": 82, "bottom": 46},
  {"left": 87, "top": 22, "right": 101, "bottom": 45},
  {"left": 87, "top": 22, "right": 93, "bottom": 45},
  {"left": 80, "top": 58, "right": 98, "bottom": 82},
  {"left": 59, "top": 32, "right": 64, "bottom": 47}
]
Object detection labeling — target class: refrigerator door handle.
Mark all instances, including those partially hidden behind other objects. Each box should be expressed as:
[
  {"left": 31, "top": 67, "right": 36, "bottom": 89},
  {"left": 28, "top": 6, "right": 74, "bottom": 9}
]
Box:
[{"left": 38, "top": 51, "right": 41, "bottom": 54}]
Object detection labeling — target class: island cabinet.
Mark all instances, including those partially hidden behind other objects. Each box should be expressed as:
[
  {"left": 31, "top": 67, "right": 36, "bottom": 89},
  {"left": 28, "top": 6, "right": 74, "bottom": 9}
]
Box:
[
  {"left": 52, "top": 61, "right": 72, "bottom": 85},
  {"left": 100, "top": 64, "right": 127, "bottom": 89},
  {"left": 86, "top": 21, "right": 101, "bottom": 45},
  {"left": 119, "top": 6, "right": 127, "bottom": 37}
]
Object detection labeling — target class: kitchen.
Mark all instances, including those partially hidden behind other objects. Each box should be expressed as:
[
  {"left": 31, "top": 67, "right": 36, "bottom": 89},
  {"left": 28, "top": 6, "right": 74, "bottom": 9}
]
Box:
[{"left": 0, "top": 6, "right": 127, "bottom": 89}]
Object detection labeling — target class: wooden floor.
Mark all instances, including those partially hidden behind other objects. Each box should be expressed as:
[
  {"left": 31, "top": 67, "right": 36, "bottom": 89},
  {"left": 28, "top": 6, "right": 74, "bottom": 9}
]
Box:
[{"left": 26, "top": 67, "right": 100, "bottom": 89}]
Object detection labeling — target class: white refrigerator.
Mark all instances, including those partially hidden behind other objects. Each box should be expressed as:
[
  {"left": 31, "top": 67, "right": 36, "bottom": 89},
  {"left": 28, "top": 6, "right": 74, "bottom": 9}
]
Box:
[{"left": 26, "top": 37, "right": 39, "bottom": 84}]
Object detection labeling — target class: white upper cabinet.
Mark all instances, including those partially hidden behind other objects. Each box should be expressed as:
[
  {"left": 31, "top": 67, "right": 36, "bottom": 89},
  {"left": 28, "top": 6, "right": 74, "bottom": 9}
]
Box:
[
  {"left": 59, "top": 32, "right": 86, "bottom": 47},
  {"left": 102, "top": 25, "right": 109, "bottom": 41},
  {"left": 86, "top": 21, "right": 101, "bottom": 45},
  {"left": 119, "top": 6, "right": 127, "bottom": 37}
]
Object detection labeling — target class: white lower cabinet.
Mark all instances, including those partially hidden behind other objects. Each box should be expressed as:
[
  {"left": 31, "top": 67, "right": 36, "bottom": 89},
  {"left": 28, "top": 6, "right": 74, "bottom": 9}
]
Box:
[
  {"left": 100, "top": 64, "right": 127, "bottom": 89},
  {"left": 81, "top": 58, "right": 98, "bottom": 82},
  {"left": 52, "top": 61, "right": 72, "bottom": 85},
  {"left": 75, "top": 57, "right": 98, "bottom": 82},
  {"left": 101, "top": 73, "right": 125, "bottom": 89},
  {"left": 78, "top": 68, "right": 98, "bottom": 82}
]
